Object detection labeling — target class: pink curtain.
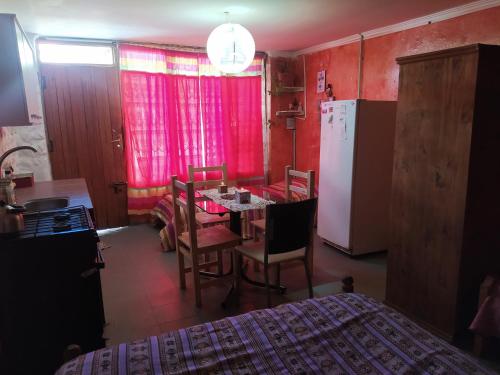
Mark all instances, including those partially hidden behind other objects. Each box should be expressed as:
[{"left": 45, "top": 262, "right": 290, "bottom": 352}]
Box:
[
  {"left": 121, "top": 72, "right": 202, "bottom": 188},
  {"left": 119, "top": 44, "right": 264, "bottom": 214},
  {"left": 201, "top": 76, "right": 263, "bottom": 181}
]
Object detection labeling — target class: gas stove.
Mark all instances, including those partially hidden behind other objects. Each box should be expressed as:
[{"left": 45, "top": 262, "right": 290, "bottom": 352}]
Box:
[{"left": 16, "top": 205, "right": 94, "bottom": 239}]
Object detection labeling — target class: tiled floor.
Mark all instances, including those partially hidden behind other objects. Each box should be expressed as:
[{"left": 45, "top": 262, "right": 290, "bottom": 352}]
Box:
[{"left": 98, "top": 224, "right": 387, "bottom": 346}]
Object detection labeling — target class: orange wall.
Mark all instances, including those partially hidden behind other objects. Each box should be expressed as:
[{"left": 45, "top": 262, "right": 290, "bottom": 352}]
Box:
[
  {"left": 269, "top": 6, "right": 500, "bottom": 182},
  {"left": 296, "top": 43, "right": 359, "bottom": 182}
]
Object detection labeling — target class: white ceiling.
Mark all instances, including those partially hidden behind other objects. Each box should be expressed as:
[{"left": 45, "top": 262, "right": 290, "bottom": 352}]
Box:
[{"left": 0, "top": 0, "right": 475, "bottom": 52}]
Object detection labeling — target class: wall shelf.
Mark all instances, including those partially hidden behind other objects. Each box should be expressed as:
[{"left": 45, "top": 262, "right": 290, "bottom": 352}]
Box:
[
  {"left": 269, "top": 86, "right": 304, "bottom": 96},
  {"left": 275, "top": 110, "right": 304, "bottom": 117}
]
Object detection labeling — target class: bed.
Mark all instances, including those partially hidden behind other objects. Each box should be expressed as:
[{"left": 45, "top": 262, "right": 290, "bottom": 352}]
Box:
[{"left": 55, "top": 293, "right": 495, "bottom": 374}]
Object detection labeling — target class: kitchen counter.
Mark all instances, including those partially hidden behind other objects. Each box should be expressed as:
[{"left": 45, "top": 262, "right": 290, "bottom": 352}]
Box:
[{"left": 15, "top": 178, "right": 93, "bottom": 209}]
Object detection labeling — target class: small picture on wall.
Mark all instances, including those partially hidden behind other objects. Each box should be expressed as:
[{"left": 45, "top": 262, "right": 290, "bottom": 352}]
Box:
[{"left": 317, "top": 70, "right": 326, "bottom": 93}]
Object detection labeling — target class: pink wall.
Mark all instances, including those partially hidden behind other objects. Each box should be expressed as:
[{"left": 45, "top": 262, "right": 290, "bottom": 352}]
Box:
[{"left": 269, "top": 6, "right": 500, "bottom": 182}]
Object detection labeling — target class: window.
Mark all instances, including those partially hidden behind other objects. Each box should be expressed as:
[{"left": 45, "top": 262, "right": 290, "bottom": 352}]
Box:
[
  {"left": 37, "top": 42, "right": 114, "bottom": 65},
  {"left": 119, "top": 44, "right": 265, "bottom": 212}
]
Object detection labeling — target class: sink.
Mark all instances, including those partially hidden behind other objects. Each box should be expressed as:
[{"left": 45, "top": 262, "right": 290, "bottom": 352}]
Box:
[{"left": 24, "top": 197, "right": 70, "bottom": 212}]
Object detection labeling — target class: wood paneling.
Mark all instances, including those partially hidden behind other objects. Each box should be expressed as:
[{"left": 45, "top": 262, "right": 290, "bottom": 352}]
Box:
[
  {"left": 387, "top": 44, "right": 500, "bottom": 340},
  {"left": 41, "top": 64, "right": 127, "bottom": 228}
]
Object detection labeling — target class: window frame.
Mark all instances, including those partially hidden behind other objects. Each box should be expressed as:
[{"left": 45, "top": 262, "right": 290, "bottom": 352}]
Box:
[{"left": 36, "top": 39, "right": 117, "bottom": 67}]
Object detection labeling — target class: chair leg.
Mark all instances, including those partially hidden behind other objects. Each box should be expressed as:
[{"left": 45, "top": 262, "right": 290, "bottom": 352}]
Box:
[
  {"left": 253, "top": 260, "right": 260, "bottom": 272},
  {"left": 233, "top": 251, "right": 241, "bottom": 295},
  {"left": 252, "top": 226, "right": 261, "bottom": 273},
  {"left": 275, "top": 263, "right": 281, "bottom": 286},
  {"left": 204, "top": 253, "right": 210, "bottom": 269},
  {"left": 264, "top": 263, "right": 271, "bottom": 307},
  {"left": 217, "top": 250, "right": 223, "bottom": 276},
  {"left": 177, "top": 248, "right": 186, "bottom": 290},
  {"left": 303, "top": 259, "right": 314, "bottom": 299},
  {"left": 192, "top": 254, "right": 202, "bottom": 307},
  {"left": 253, "top": 223, "right": 258, "bottom": 241},
  {"left": 307, "top": 243, "right": 314, "bottom": 278}
]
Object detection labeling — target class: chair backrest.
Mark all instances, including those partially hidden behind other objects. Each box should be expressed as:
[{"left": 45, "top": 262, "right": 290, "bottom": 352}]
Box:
[
  {"left": 284, "top": 165, "right": 315, "bottom": 202},
  {"left": 188, "top": 163, "right": 228, "bottom": 189},
  {"left": 171, "top": 176, "right": 198, "bottom": 250},
  {"left": 264, "top": 198, "right": 317, "bottom": 257}
]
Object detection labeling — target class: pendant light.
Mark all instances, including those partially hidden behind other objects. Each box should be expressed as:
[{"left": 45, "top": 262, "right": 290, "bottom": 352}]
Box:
[{"left": 207, "top": 12, "right": 255, "bottom": 74}]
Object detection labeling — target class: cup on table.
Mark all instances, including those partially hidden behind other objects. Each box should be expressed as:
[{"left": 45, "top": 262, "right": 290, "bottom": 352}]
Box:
[{"left": 218, "top": 183, "right": 228, "bottom": 193}]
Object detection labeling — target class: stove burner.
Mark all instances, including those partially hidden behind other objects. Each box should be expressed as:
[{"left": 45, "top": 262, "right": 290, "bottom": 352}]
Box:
[
  {"left": 52, "top": 221, "right": 72, "bottom": 232},
  {"left": 54, "top": 212, "right": 71, "bottom": 222},
  {"left": 12, "top": 205, "right": 92, "bottom": 238}
]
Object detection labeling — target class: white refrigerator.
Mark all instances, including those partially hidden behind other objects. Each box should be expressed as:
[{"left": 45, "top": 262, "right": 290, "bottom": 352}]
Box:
[{"left": 317, "top": 99, "right": 397, "bottom": 256}]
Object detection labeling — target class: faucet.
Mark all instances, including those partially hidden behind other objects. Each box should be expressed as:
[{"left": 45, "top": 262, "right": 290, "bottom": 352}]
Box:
[{"left": 0, "top": 146, "right": 37, "bottom": 177}]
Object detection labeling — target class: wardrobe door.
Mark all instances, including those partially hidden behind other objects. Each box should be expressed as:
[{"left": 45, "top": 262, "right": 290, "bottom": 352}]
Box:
[{"left": 387, "top": 47, "right": 478, "bottom": 339}]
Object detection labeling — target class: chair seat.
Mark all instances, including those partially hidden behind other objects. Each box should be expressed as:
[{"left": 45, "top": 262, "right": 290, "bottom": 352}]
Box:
[
  {"left": 250, "top": 218, "right": 266, "bottom": 232},
  {"left": 235, "top": 241, "right": 305, "bottom": 264},
  {"left": 179, "top": 225, "right": 241, "bottom": 253},
  {"left": 195, "top": 211, "right": 230, "bottom": 226}
]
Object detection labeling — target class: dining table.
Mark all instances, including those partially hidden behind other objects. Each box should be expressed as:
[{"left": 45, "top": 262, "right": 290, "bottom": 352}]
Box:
[{"left": 194, "top": 185, "right": 283, "bottom": 236}]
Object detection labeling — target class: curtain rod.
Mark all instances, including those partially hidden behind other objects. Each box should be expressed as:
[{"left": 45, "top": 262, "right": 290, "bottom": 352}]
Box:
[
  {"left": 120, "top": 41, "right": 207, "bottom": 53},
  {"left": 37, "top": 36, "right": 267, "bottom": 57},
  {"left": 120, "top": 41, "right": 267, "bottom": 57}
]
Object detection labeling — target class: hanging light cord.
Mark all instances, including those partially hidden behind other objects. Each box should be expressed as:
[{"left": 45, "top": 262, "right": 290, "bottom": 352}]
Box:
[{"left": 224, "top": 12, "right": 237, "bottom": 64}]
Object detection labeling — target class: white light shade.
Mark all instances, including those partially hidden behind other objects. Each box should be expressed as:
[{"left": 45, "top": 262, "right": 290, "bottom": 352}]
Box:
[{"left": 207, "top": 23, "right": 255, "bottom": 74}]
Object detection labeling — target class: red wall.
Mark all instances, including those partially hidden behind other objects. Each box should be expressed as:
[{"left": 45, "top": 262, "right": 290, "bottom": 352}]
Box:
[
  {"left": 269, "top": 6, "right": 500, "bottom": 183},
  {"left": 296, "top": 43, "right": 359, "bottom": 183}
]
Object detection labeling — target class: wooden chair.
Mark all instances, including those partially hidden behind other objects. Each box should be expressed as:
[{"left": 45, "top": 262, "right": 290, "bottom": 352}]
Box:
[
  {"left": 188, "top": 163, "right": 231, "bottom": 227},
  {"left": 171, "top": 176, "right": 241, "bottom": 307},
  {"left": 234, "top": 198, "right": 318, "bottom": 307},
  {"left": 251, "top": 165, "right": 315, "bottom": 271},
  {"left": 252, "top": 165, "right": 315, "bottom": 233},
  {"left": 189, "top": 163, "right": 231, "bottom": 272}
]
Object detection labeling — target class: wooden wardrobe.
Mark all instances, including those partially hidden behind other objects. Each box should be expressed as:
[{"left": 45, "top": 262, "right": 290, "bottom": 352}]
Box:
[{"left": 386, "top": 44, "right": 500, "bottom": 341}]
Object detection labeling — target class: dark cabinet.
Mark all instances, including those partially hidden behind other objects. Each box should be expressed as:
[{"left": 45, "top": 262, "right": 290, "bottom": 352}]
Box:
[
  {"left": 386, "top": 44, "right": 500, "bottom": 341},
  {"left": 0, "top": 207, "right": 105, "bottom": 374},
  {"left": 0, "top": 14, "right": 43, "bottom": 126}
]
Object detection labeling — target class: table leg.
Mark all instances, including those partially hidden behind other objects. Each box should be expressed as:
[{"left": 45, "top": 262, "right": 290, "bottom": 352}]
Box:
[
  {"left": 240, "top": 263, "right": 286, "bottom": 293},
  {"left": 223, "top": 211, "right": 287, "bottom": 307},
  {"left": 229, "top": 211, "right": 242, "bottom": 236},
  {"left": 221, "top": 212, "right": 243, "bottom": 307}
]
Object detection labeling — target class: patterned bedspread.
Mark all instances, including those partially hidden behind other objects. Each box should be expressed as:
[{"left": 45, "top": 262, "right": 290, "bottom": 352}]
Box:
[{"left": 56, "top": 293, "right": 495, "bottom": 374}]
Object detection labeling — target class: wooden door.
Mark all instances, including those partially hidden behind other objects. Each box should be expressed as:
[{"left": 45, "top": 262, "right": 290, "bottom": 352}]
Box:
[{"left": 41, "top": 64, "right": 128, "bottom": 228}]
